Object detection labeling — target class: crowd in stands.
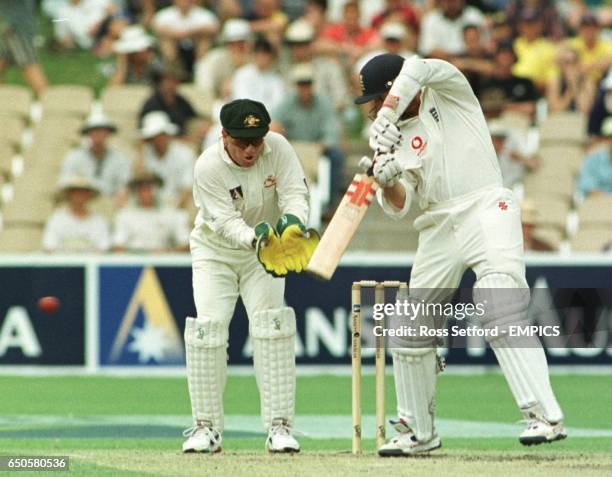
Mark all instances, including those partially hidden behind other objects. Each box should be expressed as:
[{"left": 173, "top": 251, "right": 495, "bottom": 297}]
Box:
[{"left": 0, "top": 0, "right": 611, "bottom": 253}]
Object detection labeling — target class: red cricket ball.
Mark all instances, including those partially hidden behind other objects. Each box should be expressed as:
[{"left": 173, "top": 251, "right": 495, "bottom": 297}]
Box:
[{"left": 38, "top": 296, "right": 60, "bottom": 314}]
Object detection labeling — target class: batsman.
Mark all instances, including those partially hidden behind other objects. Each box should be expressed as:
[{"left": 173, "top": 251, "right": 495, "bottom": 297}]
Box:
[
  {"left": 356, "top": 54, "right": 566, "bottom": 456},
  {"left": 183, "top": 99, "right": 318, "bottom": 453}
]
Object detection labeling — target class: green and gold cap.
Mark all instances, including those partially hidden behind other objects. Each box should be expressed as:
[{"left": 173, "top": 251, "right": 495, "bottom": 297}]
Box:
[{"left": 220, "top": 99, "right": 271, "bottom": 138}]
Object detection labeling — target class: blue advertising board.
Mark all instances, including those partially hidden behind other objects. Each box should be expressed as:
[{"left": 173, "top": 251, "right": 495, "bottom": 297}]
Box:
[
  {"left": 97, "top": 261, "right": 612, "bottom": 367},
  {"left": 0, "top": 266, "right": 85, "bottom": 365}
]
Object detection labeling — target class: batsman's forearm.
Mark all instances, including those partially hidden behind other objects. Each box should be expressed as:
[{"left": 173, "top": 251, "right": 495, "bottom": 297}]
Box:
[{"left": 382, "top": 181, "right": 407, "bottom": 210}]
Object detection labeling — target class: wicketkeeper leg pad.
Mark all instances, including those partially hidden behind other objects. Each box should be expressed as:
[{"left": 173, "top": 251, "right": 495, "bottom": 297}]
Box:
[
  {"left": 184, "top": 317, "right": 228, "bottom": 431},
  {"left": 250, "top": 307, "right": 296, "bottom": 431},
  {"left": 392, "top": 347, "right": 441, "bottom": 442},
  {"left": 474, "top": 274, "right": 564, "bottom": 423}
]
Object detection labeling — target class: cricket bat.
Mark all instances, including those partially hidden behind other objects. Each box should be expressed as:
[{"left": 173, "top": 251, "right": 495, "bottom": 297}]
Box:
[{"left": 307, "top": 170, "right": 378, "bottom": 280}]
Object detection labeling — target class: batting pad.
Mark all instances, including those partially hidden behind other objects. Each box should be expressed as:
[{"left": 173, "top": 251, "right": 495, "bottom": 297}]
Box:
[
  {"left": 392, "top": 347, "right": 438, "bottom": 442},
  {"left": 474, "top": 274, "right": 564, "bottom": 423},
  {"left": 250, "top": 307, "right": 296, "bottom": 430},
  {"left": 184, "top": 317, "right": 228, "bottom": 431}
]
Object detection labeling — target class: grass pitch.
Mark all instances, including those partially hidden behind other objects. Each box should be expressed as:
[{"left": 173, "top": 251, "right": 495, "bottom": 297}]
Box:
[{"left": 0, "top": 374, "right": 610, "bottom": 476}]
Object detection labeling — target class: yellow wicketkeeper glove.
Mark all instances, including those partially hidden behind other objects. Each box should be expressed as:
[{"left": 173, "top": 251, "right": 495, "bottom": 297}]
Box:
[
  {"left": 254, "top": 222, "right": 288, "bottom": 277},
  {"left": 276, "top": 214, "right": 320, "bottom": 273}
]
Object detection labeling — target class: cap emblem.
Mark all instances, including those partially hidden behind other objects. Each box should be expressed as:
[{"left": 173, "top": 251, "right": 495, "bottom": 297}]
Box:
[{"left": 244, "top": 114, "right": 261, "bottom": 128}]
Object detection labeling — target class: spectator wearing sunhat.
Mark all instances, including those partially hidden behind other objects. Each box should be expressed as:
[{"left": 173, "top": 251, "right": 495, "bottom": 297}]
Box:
[
  {"left": 194, "top": 19, "right": 252, "bottom": 100},
  {"left": 354, "top": 22, "right": 416, "bottom": 76},
  {"left": 271, "top": 63, "right": 345, "bottom": 208},
  {"left": 42, "top": 176, "right": 110, "bottom": 253},
  {"left": 138, "top": 111, "right": 195, "bottom": 208},
  {"left": 281, "top": 19, "right": 349, "bottom": 112},
  {"left": 109, "top": 25, "right": 158, "bottom": 87},
  {"left": 113, "top": 171, "right": 190, "bottom": 252},
  {"left": 59, "top": 112, "right": 131, "bottom": 203}
]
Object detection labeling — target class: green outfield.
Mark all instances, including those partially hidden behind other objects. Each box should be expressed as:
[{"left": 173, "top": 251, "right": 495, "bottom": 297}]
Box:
[{"left": 0, "top": 373, "right": 610, "bottom": 476}]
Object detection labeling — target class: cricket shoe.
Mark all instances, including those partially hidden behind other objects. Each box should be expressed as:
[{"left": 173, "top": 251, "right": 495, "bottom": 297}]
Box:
[
  {"left": 182, "top": 422, "right": 222, "bottom": 453},
  {"left": 266, "top": 419, "right": 300, "bottom": 453},
  {"left": 378, "top": 419, "right": 441, "bottom": 457},
  {"left": 519, "top": 413, "right": 567, "bottom": 446}
]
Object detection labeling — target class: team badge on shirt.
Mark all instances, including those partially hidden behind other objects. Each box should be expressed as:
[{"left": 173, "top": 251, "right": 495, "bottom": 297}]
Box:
[
  {"left": 229, "top": 186, "right": 243, "bottom": 200},
  {"left": 244, "top": 114, "right": 261, "bottom": 128},
  {"left": 263, "top": 175, "right": 277, "bottom": 188}
]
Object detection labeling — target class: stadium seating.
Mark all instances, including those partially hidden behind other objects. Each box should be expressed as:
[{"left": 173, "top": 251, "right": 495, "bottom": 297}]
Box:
[
  {"left": 0, "top": 224, "right": 44, "bottom": 252},
  {"left": 538, "top": 112, "right": 586, "bottom": 146},
  {"left": 101, "top": 84, "right": 151, "bottom": 118},
  {"left": 523, "top": 165, "right": 575, "bottom": 201},
  {"left": 40, "top": 85, "right": 94, "bottom": 117},
  {"left": 178, "top": 83, "right": 214, "bottom": 117},
  {"left": 570, "top": 228, "right": 612, "bottom": 252},
  {"left": 0, "top": 85, "right": 32, "bottom": 119},
  {"left": 538, "top": 145, "right": 584, "bottom": 175},
  {"left": 0, "top": 116, "right": 25, "bottom": 150},
  {"left": 577, "top": 195, "right": 612, "bottom": 228}
]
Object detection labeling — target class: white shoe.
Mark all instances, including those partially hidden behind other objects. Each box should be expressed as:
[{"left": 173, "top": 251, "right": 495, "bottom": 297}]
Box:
[
  {"left": 266, "top": 419, "right": 300, "bottom": 453},
  {"left": 378, "top": 419, "right": 441, "bottom": 457},
  {"left": 182, "top": 422, "right": 222, "bottom": 453},
  {"left": 519, "top": 413, "right": 567, "bottom": 446}
]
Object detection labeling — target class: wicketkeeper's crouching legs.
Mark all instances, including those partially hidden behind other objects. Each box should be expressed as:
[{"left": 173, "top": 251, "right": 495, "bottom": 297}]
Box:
[
  {"left": 182, "top": 317, "right": 227, "bottom": 453},
  {"left": 250, "top": 307, "right": 300, "bottom": 452},
  {"left": 475, "top": 273, "right": 567, "bottom": 445}
]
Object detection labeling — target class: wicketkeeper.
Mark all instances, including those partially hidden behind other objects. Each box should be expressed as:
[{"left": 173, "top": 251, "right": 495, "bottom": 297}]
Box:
[
  {"left": 356, "top": 54, "right": 566, "bottom": 456},
  {"left": 183, "top": 99, "right": 318, "bottom": 453}
]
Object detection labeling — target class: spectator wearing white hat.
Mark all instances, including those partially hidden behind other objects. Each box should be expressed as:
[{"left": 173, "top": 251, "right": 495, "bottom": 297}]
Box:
[
  {"left": 194, "top": 19, "right": 252, "bottom": 100},
  {"left": 108, "top": 25, "right": 158, "bottom": 87},
  {"left": 353, "top": 22, "right": 416, "bottom": 76},
  {"left": 112, "top": 172, "right": 190, "bottom": 253},
  {"left": 43, "top": 176, "right": 111, "bottom": 253},
  {"left": 138, "top": 111, "right": 195, "bottom": 208},
  {"left": 59, "top": 113, "right": 132, "bottom": 204},
  {"left": 282, "top": 19, "right": 349, "bottom": 111},
  {"left": 153, "top": 0, "right": 219, "bottom": 75}
]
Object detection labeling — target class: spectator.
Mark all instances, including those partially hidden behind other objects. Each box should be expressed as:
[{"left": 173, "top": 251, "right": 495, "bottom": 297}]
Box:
[
  {"left": 108, "top": 25, "right": 157, "bottom": 86},
  {"left": 546, "top": 46, "right": 594, "bottom": 115},
  {"left": 113, "top": 172, "right": 190, "bottom": 252},
  {"left": 194, "top": 18, "right": 251, "bottom": 100},
  {"left": 53, "top": 0, "right": 128, "bottom": 54},
  {"left": 231, "top": 36, "right": 286, "bottom": 112},
  {"left": 283, "top": 19, "right": 350, "bottom": 112},
  {"left": 489, "top": 120, "right": 538, "bottom": 188},
  {"left": 303, "top": 0, "right": 329, "bottom": 40},
  {"left": 451, "top": 24, "right": 494, "bottom": 97},
  {"left": 371, "top": 0, "right": 419, "bottom": 33},
  {"left": 138, "top": 111, "right": 195, "bottom": 208},
  {"left": 153, "top": 0, "right": 220, "bottom": 76},
  {"left": 479, "top": 40, "right": 538, "bottom": 119},
  {"left": 419, "top": 0, "right": 485, "bottom": 59},
  {"left": 320, "top": 1, "right": 380, "bottom": 65},
  {"left": 512, "top": 10, "right": 559, "bottom": 92},
  {"left": 487, "top": 13, "right": 514, "bottom": 54},
  {"left": 42, "top": 177, "right": 110, "bottom": 253},
  {"left": 521, "top": 200, "right": 554, "bottom": 252},
  {"left": 577, "top": 130, "right": 612, "bottom": 198},
  {"left": 567, "top": 13, "right": 612, "bottom": 85},
  {"left": 59, "top": 113, "right": 131, "bottom": 204},
  {"left": 140, "top": 61, "right": 208, "bottom": 141},
  {"left": 245, "top": 0, "right": 289, "bottom": 46},
  {"left": 271, "top": 63, "right": 345, "bottom": 207},
  {"left": 0, "top": 0, "right": 47, "bottom": 96},
  {"left": 587, "top": 71, "right": 612, "bottom": 141},
  {"left": 505, "top": 0, "right": 564, "bottom": 39}
]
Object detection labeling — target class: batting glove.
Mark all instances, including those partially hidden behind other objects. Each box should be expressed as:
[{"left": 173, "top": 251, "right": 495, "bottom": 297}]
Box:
[
  {"left": 372, "top": 151, "right": 403, "bottom": 188},
  {"left": 369, "top": 107, "right": 402, "bottom": 154}
]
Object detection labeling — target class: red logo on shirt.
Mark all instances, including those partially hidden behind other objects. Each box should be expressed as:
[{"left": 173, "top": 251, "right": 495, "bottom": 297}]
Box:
[
  {"left": 411, "top": 136, "right": 423, "bottom": 149},
  {"left": 498, "top": 201, "right": 508, "bottom": 211}
]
